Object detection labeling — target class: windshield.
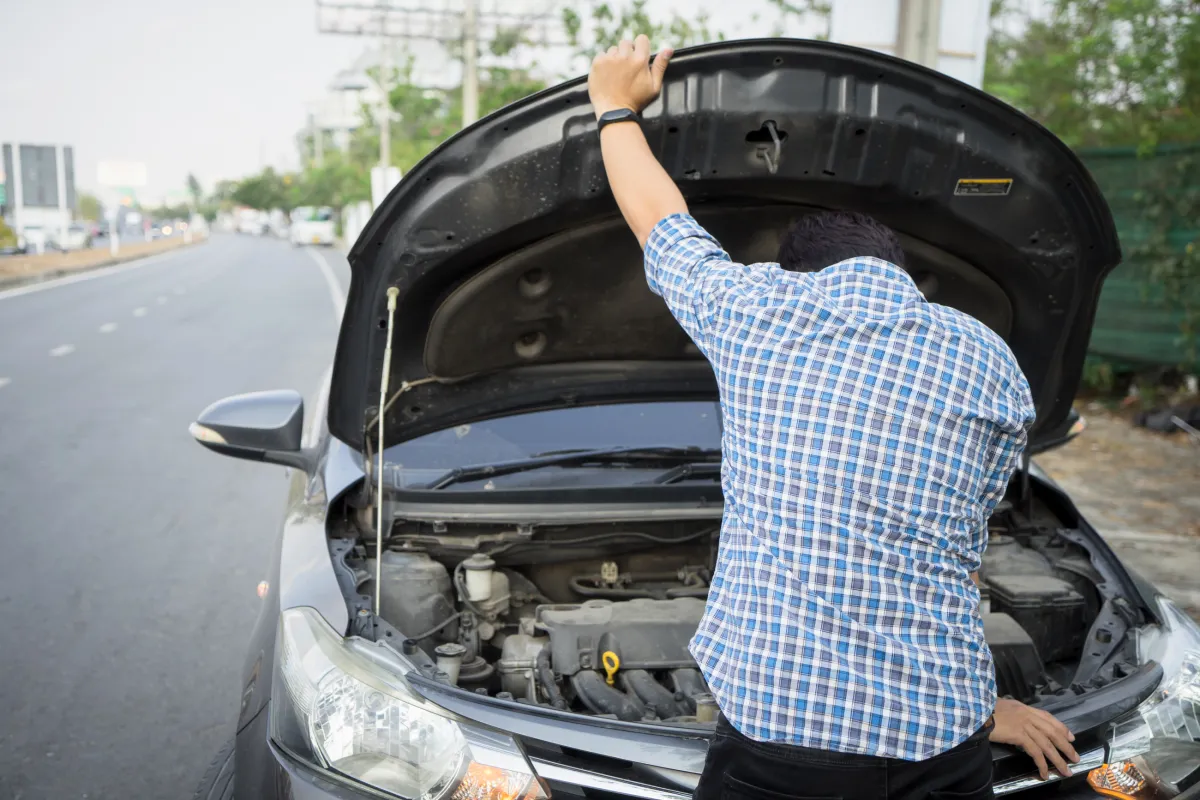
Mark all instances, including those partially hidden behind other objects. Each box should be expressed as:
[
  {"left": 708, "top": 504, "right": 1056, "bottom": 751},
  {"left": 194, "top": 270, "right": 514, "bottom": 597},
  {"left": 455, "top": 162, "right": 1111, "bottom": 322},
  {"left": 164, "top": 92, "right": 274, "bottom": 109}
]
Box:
[{"left": 382, "top": 401, "right": 723, "bottom": 490}]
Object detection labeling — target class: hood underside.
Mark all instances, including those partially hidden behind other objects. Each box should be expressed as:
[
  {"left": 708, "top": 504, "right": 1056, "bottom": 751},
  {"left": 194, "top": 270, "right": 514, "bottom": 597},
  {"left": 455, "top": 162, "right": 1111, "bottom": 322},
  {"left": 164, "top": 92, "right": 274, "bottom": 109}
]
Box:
[{"left": 330, "top": 38, "right": 1121, "bottom": 452}]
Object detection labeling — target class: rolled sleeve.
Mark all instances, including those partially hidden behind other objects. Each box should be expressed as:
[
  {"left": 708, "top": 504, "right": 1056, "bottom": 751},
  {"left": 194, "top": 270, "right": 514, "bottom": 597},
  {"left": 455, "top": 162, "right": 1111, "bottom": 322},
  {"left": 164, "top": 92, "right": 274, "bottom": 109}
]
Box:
[{"left": 644, "top": 213, "right": 777, "bottom": 350}]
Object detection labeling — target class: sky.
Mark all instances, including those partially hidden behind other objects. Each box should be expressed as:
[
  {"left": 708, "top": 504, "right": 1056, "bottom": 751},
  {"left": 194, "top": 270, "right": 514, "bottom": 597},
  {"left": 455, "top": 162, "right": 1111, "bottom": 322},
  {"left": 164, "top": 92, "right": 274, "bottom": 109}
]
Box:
[
  {"left": 1, "top": 0, "right": 364, "bottom": 205},
  {"left": 0, "top": 0, "right": 993, "bottom": 208}
]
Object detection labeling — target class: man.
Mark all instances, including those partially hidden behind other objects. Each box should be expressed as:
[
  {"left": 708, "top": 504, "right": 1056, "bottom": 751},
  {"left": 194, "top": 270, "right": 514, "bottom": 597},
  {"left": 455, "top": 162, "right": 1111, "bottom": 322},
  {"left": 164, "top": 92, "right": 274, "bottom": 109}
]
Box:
[{"left": 586, "top": 36, "right": 1082, "bottom": 799}]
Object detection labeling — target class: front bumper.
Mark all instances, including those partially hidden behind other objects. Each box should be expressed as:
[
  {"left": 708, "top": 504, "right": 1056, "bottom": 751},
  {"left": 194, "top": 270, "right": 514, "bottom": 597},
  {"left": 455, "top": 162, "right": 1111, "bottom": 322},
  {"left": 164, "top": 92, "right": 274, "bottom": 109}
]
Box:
[{"left": 238, "top": 702, "right": 1108, "bottom": 800}]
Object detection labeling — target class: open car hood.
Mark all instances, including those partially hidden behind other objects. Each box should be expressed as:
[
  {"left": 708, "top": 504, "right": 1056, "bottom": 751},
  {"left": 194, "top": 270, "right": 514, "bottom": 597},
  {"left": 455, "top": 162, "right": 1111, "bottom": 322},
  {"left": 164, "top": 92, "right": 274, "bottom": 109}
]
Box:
[{"left": 329, "top": 39, "right": 1121, "bottom": 453}]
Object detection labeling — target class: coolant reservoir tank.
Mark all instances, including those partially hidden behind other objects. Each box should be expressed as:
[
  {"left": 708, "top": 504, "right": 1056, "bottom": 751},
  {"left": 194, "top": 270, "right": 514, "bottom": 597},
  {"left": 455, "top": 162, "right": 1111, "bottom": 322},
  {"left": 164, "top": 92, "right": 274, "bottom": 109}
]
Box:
[{"left": 373, "top": 552, "right": 456, "bottom": 656}]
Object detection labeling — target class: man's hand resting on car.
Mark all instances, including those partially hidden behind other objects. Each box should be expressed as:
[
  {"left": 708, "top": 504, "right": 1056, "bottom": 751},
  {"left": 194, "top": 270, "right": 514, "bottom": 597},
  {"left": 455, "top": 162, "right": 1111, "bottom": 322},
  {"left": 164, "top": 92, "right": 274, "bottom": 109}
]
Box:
[{"left": 989, "top": 697, "right": 1080, "bottom": 780}]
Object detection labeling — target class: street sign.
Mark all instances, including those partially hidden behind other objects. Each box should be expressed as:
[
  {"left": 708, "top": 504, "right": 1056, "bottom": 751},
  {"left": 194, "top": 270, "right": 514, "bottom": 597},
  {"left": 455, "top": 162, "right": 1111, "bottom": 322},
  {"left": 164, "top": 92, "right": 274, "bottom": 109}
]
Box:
[{"left": 97, "top": 161, "right": 148, "bottom": 188}]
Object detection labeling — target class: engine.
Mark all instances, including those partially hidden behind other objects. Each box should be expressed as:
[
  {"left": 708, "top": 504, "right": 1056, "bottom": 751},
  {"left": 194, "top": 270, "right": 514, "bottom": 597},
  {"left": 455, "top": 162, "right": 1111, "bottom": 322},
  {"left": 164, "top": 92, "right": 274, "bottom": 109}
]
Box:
[
  {"left": 352, "top": 496, "right": 1119, "bottom": 724},
  {"left": 501, "top": 598, "right": 713, "bottom": 722},
  {"left": 363, "top": 545, "right": 720, "bottom": 723}
]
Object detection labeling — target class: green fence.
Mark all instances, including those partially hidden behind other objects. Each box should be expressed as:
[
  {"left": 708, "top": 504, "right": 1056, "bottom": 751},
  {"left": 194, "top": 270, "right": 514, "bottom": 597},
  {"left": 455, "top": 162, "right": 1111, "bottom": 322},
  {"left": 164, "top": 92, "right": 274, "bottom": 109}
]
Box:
[{"left": 1079, "top": 144, "right": 1200, "bottom": 369}]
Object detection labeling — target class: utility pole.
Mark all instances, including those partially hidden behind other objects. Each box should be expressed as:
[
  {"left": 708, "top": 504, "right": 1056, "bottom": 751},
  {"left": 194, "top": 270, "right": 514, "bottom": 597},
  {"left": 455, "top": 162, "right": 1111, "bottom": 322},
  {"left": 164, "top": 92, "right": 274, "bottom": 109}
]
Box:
[
  {"left": 308, "top": 112, "right": 325, "bottom": 168},
  {"left": 461, "top": 0, "right": 479, "bottom": 126},
  {"left": 895, "top": 0, "right": 942, "bottom": 69},
  {"left": 377, "top": 1, "right": 392, "bottom": 169}
]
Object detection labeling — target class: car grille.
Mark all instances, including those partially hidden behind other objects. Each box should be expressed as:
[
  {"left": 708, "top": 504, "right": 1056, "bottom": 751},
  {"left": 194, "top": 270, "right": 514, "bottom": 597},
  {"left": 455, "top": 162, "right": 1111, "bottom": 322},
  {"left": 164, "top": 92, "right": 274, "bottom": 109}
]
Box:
[
  {"left": 524, "top": 739, "right": 1107, "bottom": 798},
  {"left": 524, "top": 741, "right": 694, "bottom": 799}
]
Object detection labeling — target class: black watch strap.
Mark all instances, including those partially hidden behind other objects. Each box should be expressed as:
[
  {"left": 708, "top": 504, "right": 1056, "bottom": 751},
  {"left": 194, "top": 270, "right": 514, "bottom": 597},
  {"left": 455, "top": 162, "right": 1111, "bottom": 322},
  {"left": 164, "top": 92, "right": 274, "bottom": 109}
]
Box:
[{"left": 597, "top": 108, "right": 640, "bottom": 133}]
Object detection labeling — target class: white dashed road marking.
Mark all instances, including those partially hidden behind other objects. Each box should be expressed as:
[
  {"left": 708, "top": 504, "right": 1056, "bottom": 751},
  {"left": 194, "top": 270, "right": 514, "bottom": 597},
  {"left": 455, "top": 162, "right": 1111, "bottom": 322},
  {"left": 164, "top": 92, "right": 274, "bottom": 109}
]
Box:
[
  {"left": 156, "top": 296, "right": 167, "bottom": 305},
  {"left": 49, "top": 344, "right": 75, "bottom": 357},
  {"left": 133, "top": 307, "right": 148, "bottom": 317},
  {"left": 0, "top": 377, "right": 10, "bottom": 389},
  {"left": 99, "top": 322, "right": 118, "bottom": 333}
]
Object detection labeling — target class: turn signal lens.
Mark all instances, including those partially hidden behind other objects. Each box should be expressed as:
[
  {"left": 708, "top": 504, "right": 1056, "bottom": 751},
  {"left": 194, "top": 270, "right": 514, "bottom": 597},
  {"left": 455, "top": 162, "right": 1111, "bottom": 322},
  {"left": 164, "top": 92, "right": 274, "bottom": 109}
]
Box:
[
  {"left": 449, "top": 762, "right": 547, "bottom": 800},
  {"left": 1087, "top": 762, "right": 1152, "bottom": 800}
]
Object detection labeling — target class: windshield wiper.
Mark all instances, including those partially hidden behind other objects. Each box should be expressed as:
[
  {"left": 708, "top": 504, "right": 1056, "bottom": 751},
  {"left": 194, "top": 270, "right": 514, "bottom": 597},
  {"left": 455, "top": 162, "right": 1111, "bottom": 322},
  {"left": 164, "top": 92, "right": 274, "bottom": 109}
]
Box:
[{"left": 423, "top": 446, "right": 722, "bottom": 490}]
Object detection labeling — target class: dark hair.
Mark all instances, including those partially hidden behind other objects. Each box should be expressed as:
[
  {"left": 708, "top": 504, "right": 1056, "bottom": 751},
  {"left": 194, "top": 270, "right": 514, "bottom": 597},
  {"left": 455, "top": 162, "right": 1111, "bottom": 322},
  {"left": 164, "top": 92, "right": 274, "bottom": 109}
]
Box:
[{"left": 776, "top": 211, "right": 905, "bottom": 273}]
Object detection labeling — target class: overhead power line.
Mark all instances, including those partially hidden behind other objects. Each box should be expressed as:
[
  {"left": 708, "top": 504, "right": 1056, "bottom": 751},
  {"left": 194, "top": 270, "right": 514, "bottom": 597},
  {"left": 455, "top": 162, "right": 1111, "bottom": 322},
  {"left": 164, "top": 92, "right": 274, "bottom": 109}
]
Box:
[{"left": 315, "top": 0, "right": 568, "bottom": 127}]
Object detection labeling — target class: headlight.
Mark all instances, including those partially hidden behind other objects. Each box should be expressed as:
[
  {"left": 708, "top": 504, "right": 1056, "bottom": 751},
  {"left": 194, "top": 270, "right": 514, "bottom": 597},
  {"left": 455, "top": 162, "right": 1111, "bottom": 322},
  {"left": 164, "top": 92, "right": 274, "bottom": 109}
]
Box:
[
  {"left": 1100, "top": 597, "right": 1200, "bottom": 797},
  {"left": 271, "top": 607, "right": 548, "bottom": 800}
]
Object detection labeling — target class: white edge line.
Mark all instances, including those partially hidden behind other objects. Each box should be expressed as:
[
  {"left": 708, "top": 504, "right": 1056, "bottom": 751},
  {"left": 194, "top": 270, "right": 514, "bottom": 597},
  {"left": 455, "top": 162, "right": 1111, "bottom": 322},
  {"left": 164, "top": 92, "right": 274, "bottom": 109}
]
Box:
[
  {"left": 303, "top": 247, "right": 347, "bottom": 319},
  {"left": 0, "top": 246, "right": 194, "bottom": 301}
]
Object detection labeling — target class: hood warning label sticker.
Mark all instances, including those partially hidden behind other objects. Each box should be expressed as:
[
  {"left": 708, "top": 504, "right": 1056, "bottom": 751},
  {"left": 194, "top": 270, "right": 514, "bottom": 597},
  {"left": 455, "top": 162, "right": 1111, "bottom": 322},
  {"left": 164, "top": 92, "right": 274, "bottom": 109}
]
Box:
[{"left": 955, "top": 178, "right": 1013, "bottom": 196}]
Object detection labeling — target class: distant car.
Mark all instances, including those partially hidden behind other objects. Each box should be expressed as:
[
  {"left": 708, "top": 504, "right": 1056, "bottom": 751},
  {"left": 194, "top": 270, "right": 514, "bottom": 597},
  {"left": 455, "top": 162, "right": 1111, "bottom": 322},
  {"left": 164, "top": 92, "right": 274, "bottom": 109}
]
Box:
[
  {"left": 237, "top": 217, "right": 268, "bottom": 236},
  {"left": 18, "top": 226, "right": 50, "bottom": 253},
  {"left": 289, "top": 206, "right": 336, "bottom": 247},
  {"left": 51, "top": 224, "right": 93, "bottom": 251}
]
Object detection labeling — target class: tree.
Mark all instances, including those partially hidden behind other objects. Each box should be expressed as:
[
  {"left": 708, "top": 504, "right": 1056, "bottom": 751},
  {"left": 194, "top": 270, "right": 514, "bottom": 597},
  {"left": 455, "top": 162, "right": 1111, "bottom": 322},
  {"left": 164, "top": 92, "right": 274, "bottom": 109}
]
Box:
[
  {"left": 147, "top": 202, "right": 191, "bottom": 220},
  {"left": 289, "top": 154, "right": 370, "bottom": 208},
  {"left": 984, "top": 0, "right": 1200, "bottom": 150},
  {"left": 984, "top": 1, "right": 1200, "bottom": 368},
  {"left": 77, "top": 193, "right": 103, "bottom": 221},
  {"left": 231, "top": 168, "right": 290, "bottom": 211},
  {"left": 561, "top": 0, "right": 719, "bottom": 68},
  {"left": 186, "top": 173, "right": 203, "bottom": 208}
]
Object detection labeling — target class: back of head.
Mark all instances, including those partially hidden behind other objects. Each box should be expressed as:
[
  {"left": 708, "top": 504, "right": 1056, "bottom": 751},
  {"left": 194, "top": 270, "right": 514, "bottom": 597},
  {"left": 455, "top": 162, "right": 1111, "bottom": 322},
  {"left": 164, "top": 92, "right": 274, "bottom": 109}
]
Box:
[{"left": 776, "top": 211, "right": 905, "bottom": 273}]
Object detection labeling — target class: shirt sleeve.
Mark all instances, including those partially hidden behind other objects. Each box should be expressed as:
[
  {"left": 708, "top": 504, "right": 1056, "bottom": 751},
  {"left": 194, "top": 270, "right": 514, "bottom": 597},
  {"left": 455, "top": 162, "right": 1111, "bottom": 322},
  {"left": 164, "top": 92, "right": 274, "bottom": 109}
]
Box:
[
  {"left": 972, "top": 368, "right": 1038, "bottom": 564},
  {"left": 643, "top": 213, "right": 781, "bottom": 353}
]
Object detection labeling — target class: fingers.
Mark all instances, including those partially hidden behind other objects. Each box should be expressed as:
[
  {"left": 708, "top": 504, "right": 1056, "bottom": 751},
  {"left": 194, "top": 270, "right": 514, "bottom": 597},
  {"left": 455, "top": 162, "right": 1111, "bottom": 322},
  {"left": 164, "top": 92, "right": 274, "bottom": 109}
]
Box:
[
  {"left": 1031, "top": 715, "right": 1078, "bottom": 764},
  {"left": 607, "top": 45, "right": 619, "bottom": 56},
  {"left": 618, "top": 38, "right": 634, "bottom": 56},
  {"left": 1026, "top": 726, "right": 1072, "bottom": 778},
  {"left": 651, "top": 46, "right": 674, "bottom": 87},
  {"left": 634, "top": 34, "right": 651, "bottom": 59},
  {"left": 1020, "top": 732, "right": 1051, "bottom": 781},
  {"left": 1033, "top": 708, "right": 1076, "bottom": 744}
]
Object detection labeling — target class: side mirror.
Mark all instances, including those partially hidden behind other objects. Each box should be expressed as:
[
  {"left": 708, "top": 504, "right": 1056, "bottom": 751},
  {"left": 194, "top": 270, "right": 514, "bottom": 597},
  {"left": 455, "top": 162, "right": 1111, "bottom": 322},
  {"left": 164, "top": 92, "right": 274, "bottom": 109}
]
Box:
[
  {"left": 190, "top": 390, "right": 311, "bottom": 470},
  {"left": 1028, "top": 408, "right": 1086, "bottom": 456}
]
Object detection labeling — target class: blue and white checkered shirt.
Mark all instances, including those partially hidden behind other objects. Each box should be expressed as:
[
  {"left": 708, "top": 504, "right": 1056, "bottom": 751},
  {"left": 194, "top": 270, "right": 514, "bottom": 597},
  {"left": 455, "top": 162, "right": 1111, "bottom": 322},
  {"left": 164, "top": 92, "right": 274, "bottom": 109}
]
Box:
[{"left": 644, "top": 214, "right": 1036, "bottom": 761}]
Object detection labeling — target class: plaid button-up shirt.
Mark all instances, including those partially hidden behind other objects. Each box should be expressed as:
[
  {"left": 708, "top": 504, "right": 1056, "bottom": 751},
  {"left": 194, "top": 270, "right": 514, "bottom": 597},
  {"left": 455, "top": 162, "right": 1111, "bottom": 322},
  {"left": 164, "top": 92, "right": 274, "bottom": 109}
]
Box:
[{"left": 644, "top": 214, "right": 1035, "bottom": 761}]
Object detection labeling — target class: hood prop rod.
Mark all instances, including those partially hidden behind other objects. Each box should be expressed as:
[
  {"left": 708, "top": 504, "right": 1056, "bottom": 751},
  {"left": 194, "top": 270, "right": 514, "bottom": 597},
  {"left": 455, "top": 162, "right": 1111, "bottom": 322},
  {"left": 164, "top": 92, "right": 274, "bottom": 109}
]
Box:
[{"left": 374, "top": 287, "right": 400, "bottom": 616}]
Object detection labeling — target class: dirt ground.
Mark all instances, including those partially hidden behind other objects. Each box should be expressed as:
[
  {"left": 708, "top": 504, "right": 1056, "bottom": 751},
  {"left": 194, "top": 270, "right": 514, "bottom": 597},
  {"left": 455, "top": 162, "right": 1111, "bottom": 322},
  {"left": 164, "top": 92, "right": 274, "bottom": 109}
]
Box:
[
  {"left": 1036, "top": 404, "right": 1200, "bottom": 618},
  {"left": 0, "top": 236, "right": 205, "bottom": 285}
]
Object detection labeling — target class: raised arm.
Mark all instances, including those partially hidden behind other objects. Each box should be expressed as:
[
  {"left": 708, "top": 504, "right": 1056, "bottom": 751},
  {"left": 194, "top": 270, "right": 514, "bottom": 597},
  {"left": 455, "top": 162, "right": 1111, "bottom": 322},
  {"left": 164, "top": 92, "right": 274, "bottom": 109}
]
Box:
[{"left": 587, "top": 35, "right": 683, "bottom": 247}]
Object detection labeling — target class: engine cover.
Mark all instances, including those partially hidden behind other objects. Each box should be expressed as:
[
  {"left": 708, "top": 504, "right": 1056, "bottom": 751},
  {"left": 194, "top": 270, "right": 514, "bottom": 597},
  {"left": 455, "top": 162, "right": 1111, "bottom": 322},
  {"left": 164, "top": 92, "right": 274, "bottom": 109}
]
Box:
[{"left": 536, "top": 598, "right": 705, "bottom": 676}]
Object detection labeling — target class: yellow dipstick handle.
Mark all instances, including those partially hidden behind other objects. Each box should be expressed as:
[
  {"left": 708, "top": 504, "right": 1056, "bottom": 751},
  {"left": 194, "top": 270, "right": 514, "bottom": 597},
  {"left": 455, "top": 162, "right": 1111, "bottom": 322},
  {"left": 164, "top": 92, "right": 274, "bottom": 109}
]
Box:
[{"left": 602, "top": 651, "right": 620, "bottom": 686}]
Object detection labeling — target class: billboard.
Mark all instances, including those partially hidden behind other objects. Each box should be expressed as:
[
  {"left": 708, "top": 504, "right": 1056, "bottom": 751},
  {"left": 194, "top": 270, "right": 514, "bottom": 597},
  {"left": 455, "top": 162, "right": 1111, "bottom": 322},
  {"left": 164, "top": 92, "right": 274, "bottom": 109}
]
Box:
[
  {"left": 2, "top": 143, "right": 78, "bottom": 231},
  {"left": 19, "top": 144, "right": 60, "bottom": 209},
  {"left": 97, "top": 161, "right": 148, "bottom": 188}
]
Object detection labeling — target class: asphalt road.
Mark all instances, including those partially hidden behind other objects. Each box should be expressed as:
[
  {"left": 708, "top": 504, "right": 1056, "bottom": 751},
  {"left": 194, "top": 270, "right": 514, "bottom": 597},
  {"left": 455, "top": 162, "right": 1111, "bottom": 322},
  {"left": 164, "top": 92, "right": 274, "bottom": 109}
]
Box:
[{"left": 0, "top": 235, "right": 350, "bottom": 799}]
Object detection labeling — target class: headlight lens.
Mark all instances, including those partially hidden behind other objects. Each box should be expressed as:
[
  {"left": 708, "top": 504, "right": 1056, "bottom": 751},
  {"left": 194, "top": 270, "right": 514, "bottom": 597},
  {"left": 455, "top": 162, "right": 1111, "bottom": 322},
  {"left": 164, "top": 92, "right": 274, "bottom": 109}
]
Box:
[
  {"left": 271, "top": 607, "right": 547, "bottom": 800},
  {"left": 1103, "top": 597, "right": 1200, "bottom": 796}
]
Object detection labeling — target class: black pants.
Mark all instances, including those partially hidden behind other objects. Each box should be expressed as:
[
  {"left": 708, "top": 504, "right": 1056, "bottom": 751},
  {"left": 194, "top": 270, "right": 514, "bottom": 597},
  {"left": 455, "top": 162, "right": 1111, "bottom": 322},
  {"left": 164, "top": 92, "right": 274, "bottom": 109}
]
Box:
[{"left": 694, "top": 716, "right": 994, "bottom": 800}]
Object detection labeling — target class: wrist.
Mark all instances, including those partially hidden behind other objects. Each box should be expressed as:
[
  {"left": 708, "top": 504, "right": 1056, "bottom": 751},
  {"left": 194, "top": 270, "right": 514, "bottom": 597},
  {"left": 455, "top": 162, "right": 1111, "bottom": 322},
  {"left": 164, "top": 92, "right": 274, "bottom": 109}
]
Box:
[{"left": 593, "top": 99, "right": 636, "bottom": 120}]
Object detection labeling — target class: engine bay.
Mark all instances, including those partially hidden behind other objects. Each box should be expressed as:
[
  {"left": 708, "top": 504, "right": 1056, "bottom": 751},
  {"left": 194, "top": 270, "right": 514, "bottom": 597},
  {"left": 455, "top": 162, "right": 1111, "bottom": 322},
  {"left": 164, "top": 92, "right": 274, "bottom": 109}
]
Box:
[{"left": 330, "top": 492, "right": 1139, "bottom": 725}]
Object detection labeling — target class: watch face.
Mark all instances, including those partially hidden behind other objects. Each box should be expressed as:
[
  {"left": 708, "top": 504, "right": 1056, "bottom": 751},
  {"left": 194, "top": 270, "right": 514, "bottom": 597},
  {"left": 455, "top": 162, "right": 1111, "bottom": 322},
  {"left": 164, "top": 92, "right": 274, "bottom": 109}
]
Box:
[{"left": 599, "top": 109, "right": 638, "bottom": 128}]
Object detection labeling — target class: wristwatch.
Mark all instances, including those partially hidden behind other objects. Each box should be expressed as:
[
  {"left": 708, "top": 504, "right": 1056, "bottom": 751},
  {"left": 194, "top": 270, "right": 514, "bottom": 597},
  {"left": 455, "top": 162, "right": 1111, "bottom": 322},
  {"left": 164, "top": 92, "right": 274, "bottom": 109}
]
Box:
[{"left": 597, "top": 107, "right": 640, "bottom": 133}]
